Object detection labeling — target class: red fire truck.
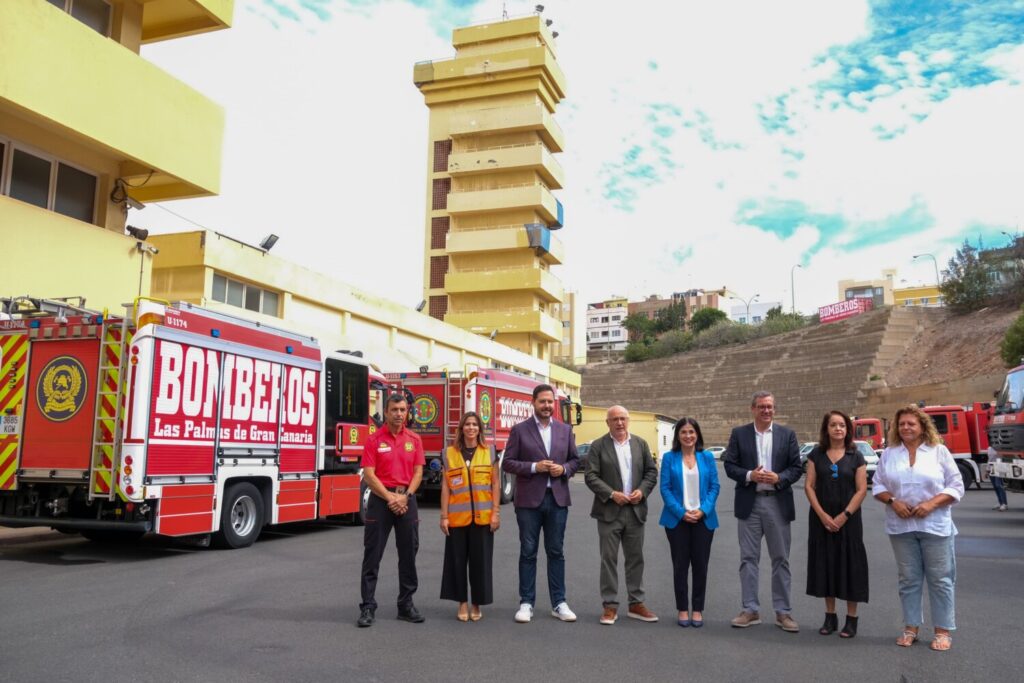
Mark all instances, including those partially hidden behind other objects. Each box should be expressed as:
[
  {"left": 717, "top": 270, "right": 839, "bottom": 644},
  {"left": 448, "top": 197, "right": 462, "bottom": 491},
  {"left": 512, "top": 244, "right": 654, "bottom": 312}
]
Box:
[
  {"left": 988, "top": 365, "right": 1024, "bottom": 492},
  {"left": 0, "top": 296, "right": 392, "bottom": 547},
  {"left": 852, "top": 403, "right": 991, "bottom": 488},
  {"left": 385, "top": 368, "right": 582, "bottom": 503}
]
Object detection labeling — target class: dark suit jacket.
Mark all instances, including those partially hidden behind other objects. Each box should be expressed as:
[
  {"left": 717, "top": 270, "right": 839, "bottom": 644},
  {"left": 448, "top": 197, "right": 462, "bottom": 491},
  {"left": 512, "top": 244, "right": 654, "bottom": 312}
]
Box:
[
  {"left": 501, "top": 418, "right": 579, "bottom": 508},
  {"left": 584, "top": 433, "right": 658, "bottom": 523},
  {"left": 722, "top": 422, "right": 803, "bottom": 521}
]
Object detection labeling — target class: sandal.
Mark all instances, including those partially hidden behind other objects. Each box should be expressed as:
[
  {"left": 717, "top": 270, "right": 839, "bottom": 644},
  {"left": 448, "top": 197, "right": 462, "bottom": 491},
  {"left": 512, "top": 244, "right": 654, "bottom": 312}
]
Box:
[
  {"left": 839, "top": 615, "right": 858, "bottom": 639},
  {"left": 930, "top": 633, "right": 952, "bottom": 651},
  {"left": 457, "top": 604, "right": 469, "bottom": 622},
  {"left": 896, "top": 629, "right": 919, "bottom": 647},
  {"left": 470, "top": 606, "right": 482, "bottom": 622}
]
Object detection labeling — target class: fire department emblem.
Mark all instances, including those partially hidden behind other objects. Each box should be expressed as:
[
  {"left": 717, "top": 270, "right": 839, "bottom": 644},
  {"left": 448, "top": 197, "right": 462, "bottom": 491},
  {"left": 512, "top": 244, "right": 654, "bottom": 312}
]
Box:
[
  {"left": 349, "top": 427, "right": 359, "bottom": 444},
  {"left": 413, "top": 394, "right": 438, "bottom": 427},
  {"left": 36, "top": 356, "right": 88, "bottom": 422},
  {"left": 404, "top": 442, "right": 414, "bottom": 452},
  {"left": 479, "top": 392, "right": 492, "bottom": 425}
]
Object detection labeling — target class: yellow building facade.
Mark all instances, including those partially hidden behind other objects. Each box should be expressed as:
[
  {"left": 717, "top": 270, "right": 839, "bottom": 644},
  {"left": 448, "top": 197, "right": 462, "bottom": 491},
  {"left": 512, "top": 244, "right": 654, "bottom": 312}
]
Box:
[
  {"left": 893, "top": 284, "right": 943, "bottom": 307},
  {"left": 149, "top": 231, "right": 582, "bottom": 397},
  {"left": 413, "top": 15, "right": 567, "bottom": 361},
  {"left": 0, "top": 0, "right": 230, "bottom": 310}
]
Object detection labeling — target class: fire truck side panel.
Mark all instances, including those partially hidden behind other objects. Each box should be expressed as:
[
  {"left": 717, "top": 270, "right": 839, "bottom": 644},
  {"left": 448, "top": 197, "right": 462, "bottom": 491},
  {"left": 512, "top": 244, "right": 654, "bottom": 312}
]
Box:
[
  {"left": 0, "top": 330, "right": 29, "bottom": 491},
  {"left": 279, "top": 367, "right": 319, "bottom": 474},
  {"left": 20, "top": 338, "right": 100, "bottom": 473},
  {"left": 277, "top": 479, "right": 318, "bottom": 522},
  {"left": 154, "top": 483, "right": 216, "bottom": 536},
  {"left": 318, "top": 473, "right": 361, "bottom": 517},
  {"left": 147, "top": 339, "right": 219, "bottom": 477},
  {"left": 404, "top": 380, "right": 447, "bottom": 455}
]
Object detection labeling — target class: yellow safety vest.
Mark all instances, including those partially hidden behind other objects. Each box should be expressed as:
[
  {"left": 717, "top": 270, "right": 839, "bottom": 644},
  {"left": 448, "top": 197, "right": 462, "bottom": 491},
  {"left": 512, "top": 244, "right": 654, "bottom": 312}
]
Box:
[{"left": 444, "top": 445, "right": 494, "bottom": 527}]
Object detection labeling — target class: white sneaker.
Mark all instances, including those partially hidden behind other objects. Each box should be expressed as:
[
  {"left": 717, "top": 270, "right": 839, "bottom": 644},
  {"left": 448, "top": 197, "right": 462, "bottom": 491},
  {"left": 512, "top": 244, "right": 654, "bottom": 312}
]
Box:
[
  {"left": 551, "top": 602, "right": 577, "bottom": 622},
  {"left": 998, "top": 504, "right": 1008, "bottom": 511},
  {"left": 514, "top": 603, "right": 533, "bottom": 623}
]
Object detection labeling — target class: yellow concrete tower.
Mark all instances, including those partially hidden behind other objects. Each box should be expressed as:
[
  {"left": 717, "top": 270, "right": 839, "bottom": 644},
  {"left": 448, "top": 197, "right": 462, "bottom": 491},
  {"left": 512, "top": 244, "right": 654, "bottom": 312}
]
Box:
[
  {"left": 0, "top": 0, "right": 231, "bottom": 310},
  {"left": 414, "top": 14, "right": 567, "bottom": 360}
]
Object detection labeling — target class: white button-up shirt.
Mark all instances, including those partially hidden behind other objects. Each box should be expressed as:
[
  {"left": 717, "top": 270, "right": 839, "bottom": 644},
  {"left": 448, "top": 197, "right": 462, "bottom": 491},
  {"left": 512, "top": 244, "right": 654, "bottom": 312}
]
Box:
[
  {"left": 873, "top": 442, "right": 965, "bottom": 537},
  {"left": 748, "top": 423, "right": 774, "bottom": 491},
  {"left": 533, "top": 416, "right": 553, "bottom": 488},
  {"left": 613, "top": 435, "right": 632, "bottom": 493}
]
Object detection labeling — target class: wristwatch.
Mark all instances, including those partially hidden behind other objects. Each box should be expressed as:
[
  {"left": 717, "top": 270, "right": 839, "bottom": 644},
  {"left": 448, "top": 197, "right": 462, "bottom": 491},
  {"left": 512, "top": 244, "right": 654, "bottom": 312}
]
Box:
[
  {"left": 884, "top": 497, "right": 894, "bottom": 506},
  {"left": 842, "top": 510, "right": 852, "bottom": 519}
]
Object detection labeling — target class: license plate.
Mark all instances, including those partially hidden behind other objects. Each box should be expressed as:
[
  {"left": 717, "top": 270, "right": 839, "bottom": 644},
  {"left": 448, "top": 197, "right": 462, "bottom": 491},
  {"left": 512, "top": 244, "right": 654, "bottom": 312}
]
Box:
[{"left": 1, "top": 414, "right": 19, "bottom": 435}]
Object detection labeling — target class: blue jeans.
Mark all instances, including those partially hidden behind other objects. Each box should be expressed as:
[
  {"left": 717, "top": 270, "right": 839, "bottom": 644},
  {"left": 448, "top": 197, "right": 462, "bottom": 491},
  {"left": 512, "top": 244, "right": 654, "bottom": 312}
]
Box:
[
  {"left": 515, "top": 489, "right": 568, "bottom": 607},
  {"left": 889, "top": 531, "right": 956, "bottom": 630},
  {"left": 992, "top": 476, "right": 1008, "bottom": 506}
]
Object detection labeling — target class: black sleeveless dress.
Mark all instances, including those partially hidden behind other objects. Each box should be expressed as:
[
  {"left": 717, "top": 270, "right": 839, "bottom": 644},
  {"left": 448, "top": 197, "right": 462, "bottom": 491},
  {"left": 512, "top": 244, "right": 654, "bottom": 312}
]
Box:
[{"left": 805, "top": 447, "right": 869, "bottom": 602}]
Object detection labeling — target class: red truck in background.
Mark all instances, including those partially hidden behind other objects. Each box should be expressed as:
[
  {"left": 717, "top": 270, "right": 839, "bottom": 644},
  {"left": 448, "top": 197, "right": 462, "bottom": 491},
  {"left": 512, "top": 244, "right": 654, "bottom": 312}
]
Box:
[
  {"left": 853, "top": 403, "right": 991, "bottom": 488},
  {"left": 988, "top": 364, "right": 1024, "bottom": 493},
  {"left": 385, "top": 368, "right": 582, "bottom": 503},
  {"left": 0, "top": 296, "right": 394, "bottom": 547}
]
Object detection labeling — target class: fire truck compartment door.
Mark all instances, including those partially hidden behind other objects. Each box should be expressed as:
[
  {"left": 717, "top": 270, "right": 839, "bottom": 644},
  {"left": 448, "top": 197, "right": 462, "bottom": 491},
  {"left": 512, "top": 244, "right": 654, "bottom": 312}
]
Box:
[{"left": 20, "top": 339, "right": 100, "bottom": 472}]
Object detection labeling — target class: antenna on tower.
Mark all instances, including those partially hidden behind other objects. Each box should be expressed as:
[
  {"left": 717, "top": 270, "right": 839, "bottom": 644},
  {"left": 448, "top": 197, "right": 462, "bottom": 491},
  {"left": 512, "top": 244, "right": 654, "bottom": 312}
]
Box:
[{"left": 502, "top": 2, "right": 508, "bottom": 20}]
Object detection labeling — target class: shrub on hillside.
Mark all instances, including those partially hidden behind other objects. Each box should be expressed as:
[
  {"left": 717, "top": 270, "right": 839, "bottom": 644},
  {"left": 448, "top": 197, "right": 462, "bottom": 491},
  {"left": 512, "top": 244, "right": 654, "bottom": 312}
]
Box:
[
  {"left": 624, "top": 342, "right": 652, "bottom": 363},
  {"left": 760, "top": 312, "right": 808, "bottom": 336},
  {"left": 649, "top": 330, "right": 693, "bottom": 358},
  {"left": 692, "top": 319, "right": 759, "bottom": 349},
  {"left": 690, "top": 307, "right": 728, "bottom": 334},
  {"left": 1000, "top": 306, "right": 1024, "bottom": 367}
]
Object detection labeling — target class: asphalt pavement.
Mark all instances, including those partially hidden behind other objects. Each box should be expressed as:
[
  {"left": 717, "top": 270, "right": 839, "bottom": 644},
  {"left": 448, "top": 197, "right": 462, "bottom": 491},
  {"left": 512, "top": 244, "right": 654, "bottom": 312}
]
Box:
[{"left": 0, "top": 467, "right": 1020, "bottom": 683}]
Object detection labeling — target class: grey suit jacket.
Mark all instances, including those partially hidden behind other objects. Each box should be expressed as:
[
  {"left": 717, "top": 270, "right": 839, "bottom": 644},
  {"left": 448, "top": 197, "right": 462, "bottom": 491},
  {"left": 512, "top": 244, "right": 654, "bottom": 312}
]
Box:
[{"left": 584, "top": 433, "right": 658, "bottom": 523}]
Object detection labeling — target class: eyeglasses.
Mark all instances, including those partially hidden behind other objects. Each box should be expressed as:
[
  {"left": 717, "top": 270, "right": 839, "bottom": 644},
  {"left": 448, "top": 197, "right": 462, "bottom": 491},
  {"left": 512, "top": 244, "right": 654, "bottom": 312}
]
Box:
[{"left": 830, "top": 463, "right": 839, "bottom": 479}]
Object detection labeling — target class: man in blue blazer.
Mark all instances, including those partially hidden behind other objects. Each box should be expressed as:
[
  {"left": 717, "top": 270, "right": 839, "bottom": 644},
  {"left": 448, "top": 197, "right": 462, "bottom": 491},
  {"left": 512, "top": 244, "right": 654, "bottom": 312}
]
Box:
[
  {"left": 502, "top": 384, "right": 580, "bottom": 624},
  {"left": 723, "top": 391, "right": 803, "bottom": 633}
]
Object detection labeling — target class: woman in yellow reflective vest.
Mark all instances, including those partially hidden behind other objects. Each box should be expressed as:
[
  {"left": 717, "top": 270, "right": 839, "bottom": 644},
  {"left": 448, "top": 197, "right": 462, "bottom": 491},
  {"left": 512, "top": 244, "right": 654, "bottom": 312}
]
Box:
[{"left": 440, "top": 411, "right": 501, "bottom": 621}]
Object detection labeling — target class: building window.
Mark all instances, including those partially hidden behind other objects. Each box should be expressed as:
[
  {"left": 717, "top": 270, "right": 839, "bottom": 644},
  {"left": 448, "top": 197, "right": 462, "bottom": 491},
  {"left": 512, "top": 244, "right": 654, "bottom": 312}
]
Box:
[
  {"left": 431, "top": 178, "right": 451, "bottom": 210},
  {"left": 430, "top": 216, "right": 449, "bottom": 249},
  {"left": 1, "top": 141, "right": 97, "bottom": 224},
  {"left": 601, "top": 316, "right": 608, "bottom": 323},
  {"left": 921, "top": 297, "right": 929, "bottom": 305},
  {"left": 429, "top": 255, "right": 449, "bottom": 289},
  {"left": 845, "top": 290, "right": 853, "bottom": 299},
  {"left": 211, "top": 273, "right": 280, "bottom": 316},
  {"left": 611, "top": 315, "right": 621, "bottom": 321},
  {"left": 562, "top": 320, "right": 570, "bottom": 328},
  {"left": 429, "top": 295, "right": 447, "bottom": 320},
  {"left": 611, "top": 330, "right": 620, "bottom": 337},
  {"left": 433, "top": 139, "right": 452, "bottom": 173},
  {"left": 601, "top": 331, "right": 608, "bottom": 337},
  {"left": 47, "top": 0, "right": 111, "bottom": 36}
]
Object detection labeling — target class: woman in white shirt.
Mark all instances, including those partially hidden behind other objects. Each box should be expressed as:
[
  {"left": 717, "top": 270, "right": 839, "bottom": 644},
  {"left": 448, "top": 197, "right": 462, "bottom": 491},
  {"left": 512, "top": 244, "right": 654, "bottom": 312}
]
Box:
[{"left": 873, "top": 404, "right": 964, "bottom": 652}]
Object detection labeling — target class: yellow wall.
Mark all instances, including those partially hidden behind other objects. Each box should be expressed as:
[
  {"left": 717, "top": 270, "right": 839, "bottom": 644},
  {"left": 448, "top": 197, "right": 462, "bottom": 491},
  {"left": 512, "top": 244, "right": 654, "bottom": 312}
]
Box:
[
  {"left": 148, "top": 231, "right": 582, "bottom": 396},
  {"left": 575, "top": 405, "right": 673, "bottom": 461},
  {"left": 893, "top": 284, "right": 942, "bottom": 306},
  {"left": 0, "top": 196, "right": 153, "bottom": 311},
  {"left": 0, "top": 0, "right": 225, "bottom": 202}
]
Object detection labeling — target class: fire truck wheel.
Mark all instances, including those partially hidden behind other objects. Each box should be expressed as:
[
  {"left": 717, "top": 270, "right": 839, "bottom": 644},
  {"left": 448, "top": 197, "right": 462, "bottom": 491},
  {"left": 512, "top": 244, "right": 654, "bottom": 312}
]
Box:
[
  {"left": 956, "top": 461, "right": 977, "bottom": 490},
  {"left": 353, "top": 479, "right": 370, "bottom": 526},
  {"left": 216, "top": 482, "right": 264, "bottom": 549},
  {"left": 500, "top": 467, "right": 516, "bottom": 505}
]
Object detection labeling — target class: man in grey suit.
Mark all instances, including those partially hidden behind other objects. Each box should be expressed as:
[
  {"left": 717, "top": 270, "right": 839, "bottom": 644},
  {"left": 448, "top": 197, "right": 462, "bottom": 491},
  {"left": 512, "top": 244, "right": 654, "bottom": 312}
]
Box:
[
  {"left": 584, "top": 405, "right": 659, "bottom": 625},
  {"left": 723, "top": 391, "right": 803, "bottom": 633}
]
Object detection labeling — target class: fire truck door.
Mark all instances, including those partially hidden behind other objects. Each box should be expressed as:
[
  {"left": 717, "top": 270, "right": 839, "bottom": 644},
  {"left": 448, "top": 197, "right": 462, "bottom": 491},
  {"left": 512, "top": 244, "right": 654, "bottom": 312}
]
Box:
[{"left": 20, "top": 339, "right": 100, "bottom": 472}]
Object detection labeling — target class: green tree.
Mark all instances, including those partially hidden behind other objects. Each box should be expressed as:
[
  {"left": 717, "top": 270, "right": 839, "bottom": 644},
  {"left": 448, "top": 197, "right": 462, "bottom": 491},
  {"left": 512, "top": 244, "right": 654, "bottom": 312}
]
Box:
[
  {"left": 940, "top": 239, "right": 992, "bottom": 313},
  {"left": 623, "top": 341, "right": 652, "bottom": 362},
  {"left": 622, "top": 312, "right": 657, "bottom": 343},
  {"left": 765, "top": 305, "right": 784, "bottom": 320},
  {"left": 1001, "top": 306, "right": 1024, "bottom": 367},
  {"left": 689, "top": 307, "right": 728, "bottom": 334},
  {"left": 654, "top": 300, "right": 687, "bottom": 333}
]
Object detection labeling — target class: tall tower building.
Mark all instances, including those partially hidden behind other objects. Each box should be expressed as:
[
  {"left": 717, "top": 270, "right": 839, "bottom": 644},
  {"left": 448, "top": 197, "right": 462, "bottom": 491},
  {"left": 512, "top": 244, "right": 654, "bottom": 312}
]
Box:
[
  {"left": 414, "top": 15, "right": 567, "bottom": 360},
  {"left": 0, "top": 0, "right": 230, "bottom": 310}
]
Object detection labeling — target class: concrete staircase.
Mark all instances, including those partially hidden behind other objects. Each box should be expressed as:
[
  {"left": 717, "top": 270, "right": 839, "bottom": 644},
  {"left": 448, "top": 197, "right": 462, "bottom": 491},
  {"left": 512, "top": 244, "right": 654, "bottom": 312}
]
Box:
[{"left": 580, "top": 307, "right": 939, "bottom": 445}]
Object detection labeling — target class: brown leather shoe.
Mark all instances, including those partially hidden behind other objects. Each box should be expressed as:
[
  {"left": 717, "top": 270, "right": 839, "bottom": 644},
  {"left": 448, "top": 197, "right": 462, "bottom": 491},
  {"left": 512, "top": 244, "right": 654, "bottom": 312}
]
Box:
[
  {"left": 627, "top": 603, "right": 658, "bottom": 622},
  {"left": 599, "top": 606, "right": 618, "bottom": 625},
  {"left": 731, "top": 611, "right": 762, "bottom": 628},
  {"left": 776, "top": 613, "right": 800, "bottom": 633}
]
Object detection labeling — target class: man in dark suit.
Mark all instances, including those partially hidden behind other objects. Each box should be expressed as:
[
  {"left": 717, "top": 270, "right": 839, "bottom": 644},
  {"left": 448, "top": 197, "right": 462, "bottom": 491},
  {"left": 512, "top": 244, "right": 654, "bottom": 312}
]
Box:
[
  {"left": 502, "top": 384, "right": 580, "bottom": 623},
  {"left": 723, "top": 391, "right": 803, "bottom": 633},
  {"left": 584, "top": 405, "right": 659, "bottom": 625}
]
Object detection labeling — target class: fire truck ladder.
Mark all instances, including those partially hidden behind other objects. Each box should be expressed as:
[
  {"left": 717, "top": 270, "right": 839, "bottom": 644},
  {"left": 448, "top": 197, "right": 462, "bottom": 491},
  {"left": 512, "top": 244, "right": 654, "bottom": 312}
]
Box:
[
  {"left": 88, "top": 314, "right": 130, "bottom": 501},
  {"left": 445, "top": 372, "right": 466, "bottom": 446}
]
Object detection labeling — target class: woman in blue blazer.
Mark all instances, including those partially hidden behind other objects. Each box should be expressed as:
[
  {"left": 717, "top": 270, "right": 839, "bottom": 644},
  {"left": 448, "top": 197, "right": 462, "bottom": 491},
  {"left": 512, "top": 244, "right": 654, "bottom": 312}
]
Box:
[{"left": 660, "top": 417, "right": 720, "bottom": 627}]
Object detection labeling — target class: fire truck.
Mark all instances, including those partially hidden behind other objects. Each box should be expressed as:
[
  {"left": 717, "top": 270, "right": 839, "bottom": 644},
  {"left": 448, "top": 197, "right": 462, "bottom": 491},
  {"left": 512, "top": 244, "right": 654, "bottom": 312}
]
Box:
[
  {"left": 385, "top": 368, "right": 582, "bottom": 503},
  {"left": 0, "top": 296, "right": 392, "bottom": 547},
  {"left": 988, "top": 364, "right": 1024, "bottom": 492},
  {"left": 852, "top": 403, "right": 991, "bottom": 488}
]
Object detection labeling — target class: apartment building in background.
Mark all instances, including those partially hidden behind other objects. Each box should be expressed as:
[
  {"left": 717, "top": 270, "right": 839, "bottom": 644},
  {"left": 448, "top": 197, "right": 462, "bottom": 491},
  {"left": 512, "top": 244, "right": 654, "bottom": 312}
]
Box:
[{"left": 586, "top": 297, "right": 628, "bottom": 353}]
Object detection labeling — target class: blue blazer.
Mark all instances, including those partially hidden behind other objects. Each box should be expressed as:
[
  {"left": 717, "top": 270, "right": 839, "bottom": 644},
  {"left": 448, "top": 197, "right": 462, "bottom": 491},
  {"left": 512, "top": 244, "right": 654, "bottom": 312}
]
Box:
[{"left": 659, "top": 449, "right": 720, "bottom": 530}]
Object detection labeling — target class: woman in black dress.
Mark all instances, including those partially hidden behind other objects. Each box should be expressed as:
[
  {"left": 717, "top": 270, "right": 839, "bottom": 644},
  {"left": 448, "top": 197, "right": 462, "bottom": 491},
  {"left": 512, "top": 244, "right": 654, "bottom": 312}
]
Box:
[{"left": 805, "top": 410, "right": 869, "bottom": 638}]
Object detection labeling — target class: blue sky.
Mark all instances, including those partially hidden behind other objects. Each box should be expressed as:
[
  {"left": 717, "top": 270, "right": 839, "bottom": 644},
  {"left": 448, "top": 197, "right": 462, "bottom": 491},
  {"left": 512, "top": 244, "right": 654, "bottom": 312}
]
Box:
[{"left": 139, "top": 0, "right": 1024, "bottom": 313}]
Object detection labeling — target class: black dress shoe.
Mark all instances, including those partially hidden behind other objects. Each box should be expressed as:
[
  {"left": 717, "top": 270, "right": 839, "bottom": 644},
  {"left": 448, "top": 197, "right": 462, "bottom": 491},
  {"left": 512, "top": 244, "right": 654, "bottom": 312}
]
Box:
[
  {"left": 357, "top": 607, "right": 375, "bottom": 627},
  {"left": 397, "top": 604, "right": 425, "bottom": 623}
]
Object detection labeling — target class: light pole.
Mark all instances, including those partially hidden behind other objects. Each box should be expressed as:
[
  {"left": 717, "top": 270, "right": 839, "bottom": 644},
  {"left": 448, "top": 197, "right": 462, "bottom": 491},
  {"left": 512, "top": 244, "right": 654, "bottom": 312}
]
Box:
[
  {"left": 735, "top": 293, "right": 759, "bottom": 324},
  {"left": 912, "top": 253, "right": 940, "bottom": 287},
  {"left": 790, "top": 264, "right": 802, "bottom": 313}
]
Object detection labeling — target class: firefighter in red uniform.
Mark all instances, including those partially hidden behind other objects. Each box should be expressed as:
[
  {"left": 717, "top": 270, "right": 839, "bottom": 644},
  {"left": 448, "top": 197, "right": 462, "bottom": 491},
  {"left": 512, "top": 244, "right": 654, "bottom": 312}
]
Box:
[{"left": 357, "top": 393, "right": 426, "bottom": 627}]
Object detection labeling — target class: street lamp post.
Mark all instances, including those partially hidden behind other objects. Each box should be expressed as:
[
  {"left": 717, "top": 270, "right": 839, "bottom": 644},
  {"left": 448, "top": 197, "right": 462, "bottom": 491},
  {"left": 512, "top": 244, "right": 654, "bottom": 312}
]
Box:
[
  {"left": 735, "top": 293, "right": 759, "bottom": 324},
  {"left": 912, "top": 253, "right": 940, "bottom": 287},
  {"left": 790, "top": 264, "right": 802, "bottom": 313}
]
